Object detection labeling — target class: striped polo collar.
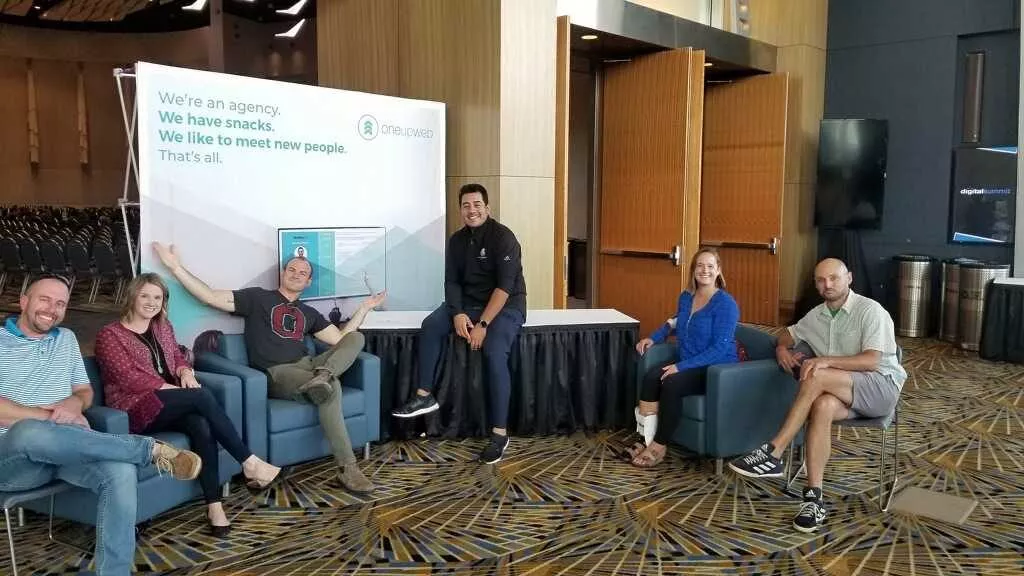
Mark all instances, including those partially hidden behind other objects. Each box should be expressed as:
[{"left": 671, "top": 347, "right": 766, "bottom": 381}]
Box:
[{"left": 4, "top": 316, "right": 58, "bottom": 341}]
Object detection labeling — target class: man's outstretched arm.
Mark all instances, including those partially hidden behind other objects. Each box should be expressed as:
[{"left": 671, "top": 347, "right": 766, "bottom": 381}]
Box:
[
  {"left": 152, "top": 242, "right": 236, "bottom": 312},
  {"left": 313, "top": 292, "right": 386, "bottom": 345}
]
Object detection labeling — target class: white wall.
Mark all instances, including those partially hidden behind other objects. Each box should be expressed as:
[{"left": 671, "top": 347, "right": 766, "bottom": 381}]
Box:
[
  {"left": 557, "top": 0, "right": 724, "bottom": 28},
  {"left": 627, "top": 0, "right": 713, "bottom": 24}
]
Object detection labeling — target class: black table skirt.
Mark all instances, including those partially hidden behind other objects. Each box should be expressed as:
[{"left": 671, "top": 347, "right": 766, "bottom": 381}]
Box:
[
  {"left": 980, "top": 281, "right": 1024, "bottom": 364},
  {"left": 364, "top": 323, "right": 639, "bottom": 440}
]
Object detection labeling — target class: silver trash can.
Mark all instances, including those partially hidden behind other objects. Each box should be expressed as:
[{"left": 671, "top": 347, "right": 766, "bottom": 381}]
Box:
[
  {"left": 894, "top": 254, "right": 934, "bottom": 338},
  {"left": 939, "top": 258, "right": 977, "bottom": 343},
  {"left": 958, "top": 261, "right": 1010, "bottom": 350}
]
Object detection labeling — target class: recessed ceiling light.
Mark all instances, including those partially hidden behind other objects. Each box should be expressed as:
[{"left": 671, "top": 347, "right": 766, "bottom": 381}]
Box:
[
  {"left": 275, "top": 18, "right": 305, "bottom": 38},
  {"left": 704, "top": 62, "right": 713, "bottom": 67},
  {"left": 276, "top": 0, "right": 308, "bottom": 15},
  {"left": 182, "top": 0, "right": 207, "bottom": 11},
  {"left": 581, "top": 34, "right": 598, "bottom": 40}
]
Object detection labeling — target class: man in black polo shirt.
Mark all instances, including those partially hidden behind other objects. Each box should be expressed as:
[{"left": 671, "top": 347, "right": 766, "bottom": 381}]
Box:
[{"left": 392, "top": 183, "right": 527, "bottom": 464}]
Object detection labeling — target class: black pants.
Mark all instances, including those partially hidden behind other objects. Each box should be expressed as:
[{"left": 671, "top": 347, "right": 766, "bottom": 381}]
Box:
[
  {"left": 639, "top": 364, "right": 709, "bottom": 446},
  {"left": 142, "top": 388, "right": 252, "bottom": 503},
  {"left": 416, "top": 304, "right": 525, "bottom": 430}
]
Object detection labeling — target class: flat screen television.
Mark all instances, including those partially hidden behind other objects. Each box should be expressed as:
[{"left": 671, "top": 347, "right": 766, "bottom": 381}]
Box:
[
  {"left": 949, "top": 146, "right": 1016, "bottom": 244},
  {"left": 277, "top": 227, "right": 387, "bottom": 300},
  {"left": 814, "top": 119, "right": 889, "bottom": 230}
]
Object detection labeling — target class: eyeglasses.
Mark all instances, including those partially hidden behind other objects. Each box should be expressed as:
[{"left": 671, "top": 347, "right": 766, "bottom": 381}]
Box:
[{"left": 35, "top": 273, "right": 72, "bottom": 290}]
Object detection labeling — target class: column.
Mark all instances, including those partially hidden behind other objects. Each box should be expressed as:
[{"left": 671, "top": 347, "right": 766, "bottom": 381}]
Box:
[{"left": 318, "top": 0, "right": 556, "bottom": 307}]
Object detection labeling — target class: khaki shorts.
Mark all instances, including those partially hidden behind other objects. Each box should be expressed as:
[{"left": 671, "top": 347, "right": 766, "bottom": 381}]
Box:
[
  {"left": 792, "top": 342, "right": 899, "bottom": 418},
  {"left": 849, "top": 371, "right": 900, "bottom": 418}
]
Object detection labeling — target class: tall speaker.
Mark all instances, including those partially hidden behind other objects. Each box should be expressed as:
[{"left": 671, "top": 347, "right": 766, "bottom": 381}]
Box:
[{"left": 962, "top": 51, "right": 985, "bottom": 144}]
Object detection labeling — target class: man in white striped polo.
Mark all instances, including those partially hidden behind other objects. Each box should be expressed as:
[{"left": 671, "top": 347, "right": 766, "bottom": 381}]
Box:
[{"left": 0, "top": 275, "right": 202, "bottom": 576}]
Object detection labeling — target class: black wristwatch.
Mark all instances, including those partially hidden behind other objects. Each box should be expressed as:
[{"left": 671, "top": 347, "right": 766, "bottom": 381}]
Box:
[{"left": 479, "top": 319, "right": 489, "bottom": 328}]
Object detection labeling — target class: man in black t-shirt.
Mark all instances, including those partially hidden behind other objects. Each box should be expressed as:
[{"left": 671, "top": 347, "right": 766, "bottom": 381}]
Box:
[
  {"left": 392, "top": 183, "right": 527, "bottom": 464},
  {"left": 153, "top": 243, "right": 384, "bottom": 494}
]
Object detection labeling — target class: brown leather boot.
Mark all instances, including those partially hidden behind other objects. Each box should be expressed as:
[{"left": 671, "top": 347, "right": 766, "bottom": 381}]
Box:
[
  {"left": 298, "top": 368, "right": 335, "bottom": 404},
  {"left": 152, "top": 441, "right": 202, "bottom": 481},
  {"left": 337, "top": 464, "right": 375, "bottom": 495}
]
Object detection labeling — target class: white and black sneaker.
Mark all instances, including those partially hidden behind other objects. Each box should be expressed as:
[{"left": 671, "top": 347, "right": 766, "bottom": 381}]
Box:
[
  {"left": 479, "top": 433, "right": 510, "bottom": 464},
  {"left": 728, "top": 443, "right": 784, "bottom": 478},
  {"left": 392, "top": 393, "right": 440, "bottom": 418},
  {"left": 793, "top": 490, "right": 827, "bottom": 533}
]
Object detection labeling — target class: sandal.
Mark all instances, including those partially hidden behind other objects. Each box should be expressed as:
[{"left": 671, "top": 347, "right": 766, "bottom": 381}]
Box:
[
  {"left": 631, "top": 446, "right": 666, "bottom": 468},
  {"left": 620, "top": 441, "right": 646, "bottom": 462}
]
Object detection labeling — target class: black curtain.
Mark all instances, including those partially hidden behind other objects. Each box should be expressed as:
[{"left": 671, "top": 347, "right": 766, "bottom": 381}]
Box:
[
  {"left": 979, "top": 282, "right": 1024, "bottom": 363},
  {"left": 365, "top": 324, "right": 638, "bottom": 440},
  {"left": 819, "top": 228, "right": 874, "bottom": 301}
]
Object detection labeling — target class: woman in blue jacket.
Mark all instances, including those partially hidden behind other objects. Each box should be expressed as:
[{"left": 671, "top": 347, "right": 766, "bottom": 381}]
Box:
[{"left": 629, "top": 247, "right": 740, "bottom": 467}]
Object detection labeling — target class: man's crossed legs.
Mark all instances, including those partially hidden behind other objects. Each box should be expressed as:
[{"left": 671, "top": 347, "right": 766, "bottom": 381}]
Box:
[
  {"left": 728, "top": 344, "right": 899, "bottom": 532},
  {"left": 265, "top": 331, "right": 374, "bottom": 494},
  {"left": 0, "top": 419, "right": 200, "bottom": 575}
]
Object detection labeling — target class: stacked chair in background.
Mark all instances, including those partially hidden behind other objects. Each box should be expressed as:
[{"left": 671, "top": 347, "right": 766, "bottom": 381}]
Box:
[{"left": 0, "top": 205, "right": 139, "bottom": 307}]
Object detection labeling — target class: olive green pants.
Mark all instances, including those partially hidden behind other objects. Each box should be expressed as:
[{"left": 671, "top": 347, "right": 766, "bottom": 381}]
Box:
[{"left": 265, "top": 332, "right": 365, "bottom": 466}]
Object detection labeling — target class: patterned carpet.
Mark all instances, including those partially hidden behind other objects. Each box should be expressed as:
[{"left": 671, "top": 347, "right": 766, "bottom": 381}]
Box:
[{"left": 4, "top": 337, "right": 1024, "bottom": 575}]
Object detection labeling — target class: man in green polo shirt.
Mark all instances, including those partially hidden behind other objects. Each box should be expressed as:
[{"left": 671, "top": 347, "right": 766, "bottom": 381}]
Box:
[{"left": 728, "top": 258, "right": 906, "bottom": 533}]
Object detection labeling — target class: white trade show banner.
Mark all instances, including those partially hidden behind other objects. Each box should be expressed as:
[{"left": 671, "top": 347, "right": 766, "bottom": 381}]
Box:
[{"left": 136, "top": 62, "right": 446, "bottom": 344}]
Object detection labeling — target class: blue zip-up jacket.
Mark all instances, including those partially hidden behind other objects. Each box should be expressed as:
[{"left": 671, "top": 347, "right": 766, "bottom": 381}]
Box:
[{"left": 648, "top": 289, "right": 740, "bottom": 371}]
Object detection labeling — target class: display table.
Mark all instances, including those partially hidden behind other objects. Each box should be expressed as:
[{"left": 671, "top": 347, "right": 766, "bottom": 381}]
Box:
[
  {"left": 361, "top": 309, "right": 640, "bottom": 440},
  {"left": 980, "top": 277, "right": 1024, "bottom": 364}
]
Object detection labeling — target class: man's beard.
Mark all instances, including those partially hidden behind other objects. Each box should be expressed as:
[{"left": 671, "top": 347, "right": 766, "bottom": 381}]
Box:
[{"left": 823, "top": 288, "right": 848, "bottom": 304}]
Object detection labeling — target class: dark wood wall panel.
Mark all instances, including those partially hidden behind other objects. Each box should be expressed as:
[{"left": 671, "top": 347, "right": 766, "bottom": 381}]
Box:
[
  {"left": 35, "top": 59, "right": 79, "bottom": 170},
  {"left": 0, "top": 56, "right": 29, "bottom": 169},
  {"left": 84, "top": 61, "right": 127, "bottom": 172},
  {"left": 0, "top": 28, "right": 207, "bottom": 206},
  {"left": 0, "top": 56, "right": 30, "bottom": 205}
]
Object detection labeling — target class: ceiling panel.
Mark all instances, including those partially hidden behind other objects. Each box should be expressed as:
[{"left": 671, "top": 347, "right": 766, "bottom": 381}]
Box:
[{"left": 0, "top": 0, "right": 315, "bottom": 32}]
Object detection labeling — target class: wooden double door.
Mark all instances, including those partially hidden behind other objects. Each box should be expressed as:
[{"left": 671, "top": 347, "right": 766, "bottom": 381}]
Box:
[{"left": 594, "top": 49, "right": 788, "bottom": 335}]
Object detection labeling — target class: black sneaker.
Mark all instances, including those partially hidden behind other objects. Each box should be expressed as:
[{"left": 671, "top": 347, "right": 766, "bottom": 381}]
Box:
[
  {"left": 793, "top": 495, "right": 827, "bottom": 533},
  {"left": 728, "top": 443, "right": 784, "bottom": 478},
  {"left": 392, "top": 393, "right": 440, "bottom": 418},
  {"left": 479, "top": 434, "right": 510, "bottom": 464}
]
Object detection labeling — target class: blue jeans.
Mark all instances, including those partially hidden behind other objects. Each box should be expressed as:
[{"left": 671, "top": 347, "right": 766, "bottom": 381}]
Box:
[
  {"left": 0, "top": 419, "right": 155, "bottom": 576},
  {"left": 417, "top": 304, "right": 525, "bottom": 429}
]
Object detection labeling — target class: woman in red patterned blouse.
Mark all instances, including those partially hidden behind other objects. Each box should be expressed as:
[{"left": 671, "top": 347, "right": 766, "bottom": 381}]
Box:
[{"left": 95, "top": 273, "right": 283, "bottom": 537}]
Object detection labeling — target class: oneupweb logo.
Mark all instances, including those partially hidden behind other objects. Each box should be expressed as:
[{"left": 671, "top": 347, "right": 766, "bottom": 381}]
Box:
[
  {"left": 358, "top": 114, "right": 379, "bottom": 140},
  {"left": 357, "top": 113, "right": 434, "bottom": 141}
]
